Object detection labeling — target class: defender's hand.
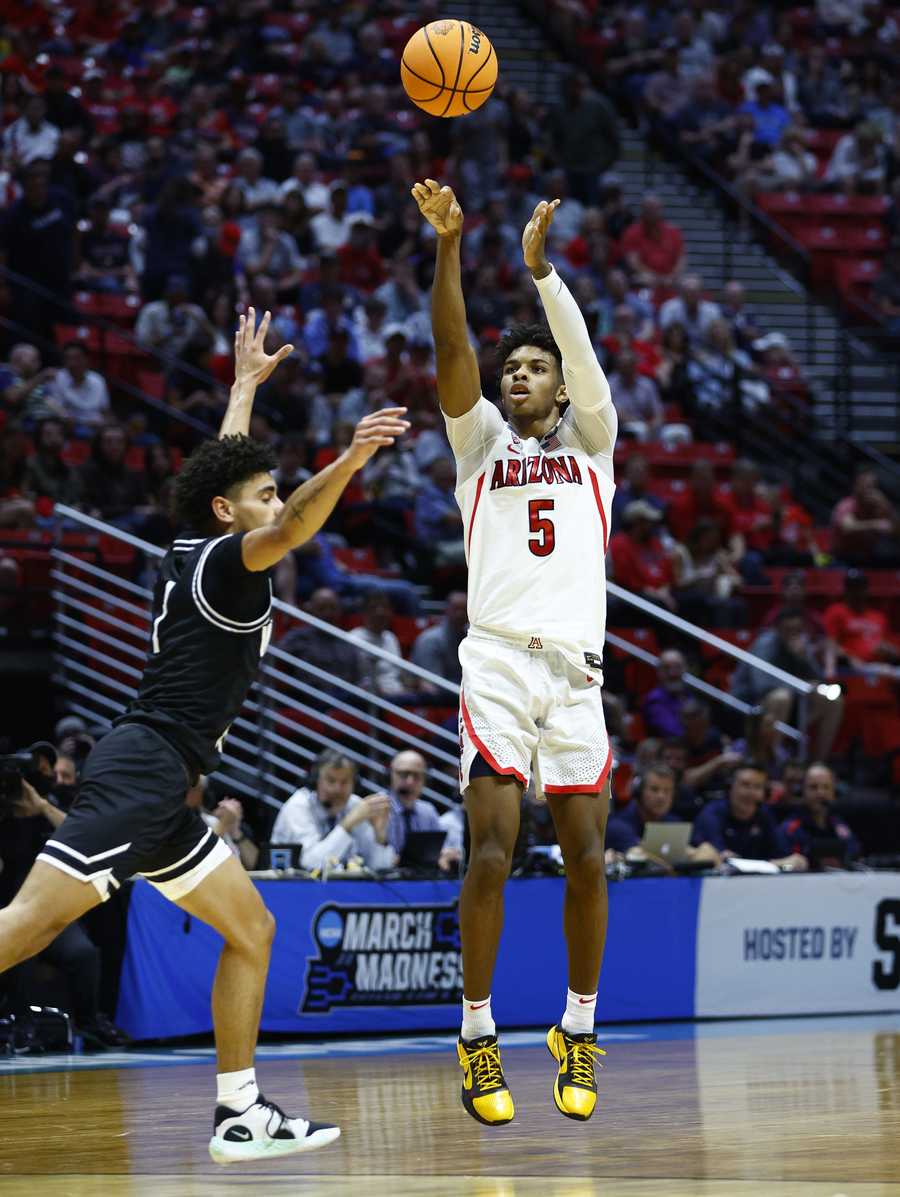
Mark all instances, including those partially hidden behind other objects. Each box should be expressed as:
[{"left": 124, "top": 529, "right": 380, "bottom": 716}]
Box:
[
  {"left": 522, "top": 198, "right": 560, "bottom": 275},
  {"left": 234, "top": 306, "right": 294, "bottom": 386},
  {"left": 411, "top": 179, "right": 464, "bottom": 237},
  {"left": 342, "top": 408, "right": 410, "bottom": 471}
]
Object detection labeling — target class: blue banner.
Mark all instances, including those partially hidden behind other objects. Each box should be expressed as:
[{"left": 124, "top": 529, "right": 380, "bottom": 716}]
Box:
[{"left": 117, "top": 876, "right": 701, "bottom": 1040}]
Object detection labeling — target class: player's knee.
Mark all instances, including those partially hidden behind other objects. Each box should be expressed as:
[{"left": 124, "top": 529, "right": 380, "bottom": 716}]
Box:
[
  {"left": 564, "top": 844, "right": 606, "bottom": 891},
  {"left": 468, "top": 838, "right": 513, "bottom": 888},
  {"left": 223, "top": 904, "right": 275, "bottom": 956}
]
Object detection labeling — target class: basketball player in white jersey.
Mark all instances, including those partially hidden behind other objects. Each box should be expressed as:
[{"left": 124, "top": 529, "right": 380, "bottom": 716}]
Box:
[{"left": 412, "top": 179, "right": 618, "bottom": 1126}]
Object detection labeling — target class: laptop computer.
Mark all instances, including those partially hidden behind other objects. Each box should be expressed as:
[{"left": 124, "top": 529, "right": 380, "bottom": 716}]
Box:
[
  {"left": 399, "top": 830, "right": 446, "bottom": 869},
  {"left": 639, "top": 821, "right": 694, "bottom": 866}
]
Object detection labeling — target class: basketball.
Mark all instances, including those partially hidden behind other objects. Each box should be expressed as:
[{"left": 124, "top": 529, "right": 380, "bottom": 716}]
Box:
[{"left": 400, "top": 19, "right": 498, "bottom": 118}]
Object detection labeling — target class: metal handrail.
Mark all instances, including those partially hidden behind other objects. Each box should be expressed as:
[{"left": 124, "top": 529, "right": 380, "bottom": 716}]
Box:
[
  {"left": 0, "top": 264, "right": 225, "bottom": 395},
  {"left": 53, "top": 505, "right": 814, "bottom": 696}
]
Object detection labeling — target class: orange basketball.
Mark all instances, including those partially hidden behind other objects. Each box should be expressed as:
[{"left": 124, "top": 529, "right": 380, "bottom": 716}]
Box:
[{"left": 400, "top": 19, "right": 498, "bottom": 118}]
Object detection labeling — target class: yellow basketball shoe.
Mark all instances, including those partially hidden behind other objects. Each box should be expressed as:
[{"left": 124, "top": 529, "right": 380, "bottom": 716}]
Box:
[
  {"left": 457, "top": 1034, "right": 515, "bottom": 1125},
  {"left": 546, "top": 1024, "right": 606, "bottom": 1121}
]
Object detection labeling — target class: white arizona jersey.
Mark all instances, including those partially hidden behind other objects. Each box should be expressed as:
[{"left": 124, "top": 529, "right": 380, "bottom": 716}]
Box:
[{"left": 446, "top": 392, "right": 615, "bottom": 678}]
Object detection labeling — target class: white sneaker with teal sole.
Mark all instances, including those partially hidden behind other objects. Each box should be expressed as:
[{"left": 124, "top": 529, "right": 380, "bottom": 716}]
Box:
[{"left": 209, "top": 1094, "right": 340, "bottom": 1164}]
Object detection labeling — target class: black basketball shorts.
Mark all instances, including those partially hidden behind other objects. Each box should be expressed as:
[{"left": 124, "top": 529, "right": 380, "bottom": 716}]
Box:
[{"left": 38, "top": 723, "right": 231, "bottom": 902}]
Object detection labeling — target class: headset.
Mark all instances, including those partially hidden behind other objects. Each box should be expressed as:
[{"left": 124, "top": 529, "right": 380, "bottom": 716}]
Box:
[{"left": 307, "top": 749, "right": 356, "bottom": 794}]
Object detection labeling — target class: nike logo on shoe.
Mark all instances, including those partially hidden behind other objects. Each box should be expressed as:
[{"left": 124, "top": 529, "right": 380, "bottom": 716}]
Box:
[
  {"left": 224, "top": 1126, "right": 253, "bottom": 1142},
  {"left": 578, "top": 998, "right": 594, "bottom": 1005},
  {"left": 468, "top": 1001, "right": 490, "bottom": 1010}
]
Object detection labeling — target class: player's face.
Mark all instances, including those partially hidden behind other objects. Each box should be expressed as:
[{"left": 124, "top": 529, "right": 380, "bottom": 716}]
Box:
[
  {"left": 638, "top": 773, "right": 674, "bottom": 821},
  {"left": 228, "top": 473, "right": 282, "bottom": 532},
  {"left": 500, "top": 346, "right": 564, "bottom": 424}
]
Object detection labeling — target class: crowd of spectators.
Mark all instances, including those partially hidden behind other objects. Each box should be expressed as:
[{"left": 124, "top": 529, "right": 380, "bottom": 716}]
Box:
[{"left": 535, "top": 0, "right": 900, "bottom": 328}]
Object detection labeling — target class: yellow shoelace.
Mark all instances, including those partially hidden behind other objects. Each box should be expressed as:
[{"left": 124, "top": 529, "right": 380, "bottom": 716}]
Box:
[
  {"left": 468, "top": 1042, "right": 505, "bottom": 1092},
  {"left": 567, "top": 1038, "right": 607, "bottom": 1088}
]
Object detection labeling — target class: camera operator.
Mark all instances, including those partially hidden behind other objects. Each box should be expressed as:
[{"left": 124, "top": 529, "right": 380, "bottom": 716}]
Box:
[{"left": 0, "top": 742, "right": 129, "bottom": 1050}]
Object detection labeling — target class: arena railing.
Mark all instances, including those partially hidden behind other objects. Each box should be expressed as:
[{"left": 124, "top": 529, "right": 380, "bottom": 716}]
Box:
[
  {"left": 49, "top": 508, "right": 817, "bottom": 805},
  {"left": 0, "top": 265, "right": 225, "bottom": 439}
]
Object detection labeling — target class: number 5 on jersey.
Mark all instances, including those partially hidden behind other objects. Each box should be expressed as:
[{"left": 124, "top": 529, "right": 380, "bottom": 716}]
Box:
[{"left": 528, "top": 499, "right": 555, "bottom": 557}]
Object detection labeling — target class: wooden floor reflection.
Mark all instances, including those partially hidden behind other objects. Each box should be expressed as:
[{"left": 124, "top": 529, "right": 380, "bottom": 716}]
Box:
[{"left": 1, "top": 1025, "right": 899, "bottom": 1196}]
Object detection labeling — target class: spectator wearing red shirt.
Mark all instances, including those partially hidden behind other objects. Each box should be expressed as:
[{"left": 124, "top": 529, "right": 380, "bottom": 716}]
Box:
[
  {"left": 610, "top": 500, "right": 677, "bottom": 609},
  {"left": 667, "top": 460, "right": 732, "bottom": 544},
  {"left": 831, "top": 469, "right": 900, "bottom": 566},
  {"left": 620, "top": 195, "right": 686, "bottom": 287},
  {"left": 824, "top": 571, "right": 898, "bottom": 669},
  {"left": 720, "top": 460, "right": 773, "bottom": 553},
  {"left": 338, "top": 215, "right": 385, "bottom": 293}
]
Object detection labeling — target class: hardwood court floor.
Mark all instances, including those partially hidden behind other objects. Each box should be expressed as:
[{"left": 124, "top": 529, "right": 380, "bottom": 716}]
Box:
[{"left": 1, "top": 1018, "right": 899, "bottom": 1196}]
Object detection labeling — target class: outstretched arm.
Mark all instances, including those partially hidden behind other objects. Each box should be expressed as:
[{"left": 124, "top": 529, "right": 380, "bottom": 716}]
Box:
[
  {"left": 219, "top": 307, "right": 294, "bottom": 439},
  {"left": 411, "top": 179, "right": 480, "bottom": 418},
  {"left": 523, "top": 200, "right": 617, "bottom": 456},
  {"left": 240, "top": 408, "right": 410, "bottom": 571}
]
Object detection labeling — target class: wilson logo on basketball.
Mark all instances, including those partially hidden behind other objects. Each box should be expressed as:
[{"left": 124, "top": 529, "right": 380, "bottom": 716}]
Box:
[{"left": 469, "top": 28, "right": 483, "bottom": 53}]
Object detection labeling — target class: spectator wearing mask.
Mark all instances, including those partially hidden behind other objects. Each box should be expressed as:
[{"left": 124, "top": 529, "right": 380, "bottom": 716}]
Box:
[
  {"left": 609, "top": 500, "right": 678, "bottom": 610},
  {"left": 411, "top": 591, "right": 468, "bottom": 688},
  {"left": 51, "top": 342, "right": 111, "bottom": 430},
  {"left": 732, "top": 608, "right": 844, "bottom": 760},
  {"left": 271, "top": 751, "right": 394, "bottom": 871},
  {"left": 778, "top": 763, "right": 859, "bottom": 868},
  {"left": 690, "top": 762, "right": 807, "bottom": 869}
]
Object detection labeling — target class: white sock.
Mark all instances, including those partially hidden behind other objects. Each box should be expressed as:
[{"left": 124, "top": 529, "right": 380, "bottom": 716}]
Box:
[
  {"left": 561, "top": 987, "right": 597, "bottom": 1035},
  {"left": 461, "top": 994, "right": 495, "bottom": 1041},
  {"left": 216, "top": 1067, "right": 259, "bottom": 1110}
]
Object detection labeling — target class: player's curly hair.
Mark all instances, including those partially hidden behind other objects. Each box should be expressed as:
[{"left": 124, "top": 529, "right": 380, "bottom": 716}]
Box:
[
  {"left": 495, "top": 323, "right": 567, "bottom": 414},
  {"left": 174, "top": 435, "right": 278, "bottom": 532}
]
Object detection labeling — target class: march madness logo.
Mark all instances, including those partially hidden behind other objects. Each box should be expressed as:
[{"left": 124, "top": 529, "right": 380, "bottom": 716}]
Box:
[{"left": 300, "top": 901, "right": 462, "bottom": 1013}]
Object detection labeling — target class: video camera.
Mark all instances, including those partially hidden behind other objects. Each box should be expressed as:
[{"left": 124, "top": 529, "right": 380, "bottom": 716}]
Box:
[{"left": 0, "top": 746, "right": 55, "bottom": 814}]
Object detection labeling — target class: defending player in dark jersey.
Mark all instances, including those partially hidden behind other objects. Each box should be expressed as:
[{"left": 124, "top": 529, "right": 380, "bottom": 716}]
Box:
[{"left": 0, "top": 310, "right": 409, "bottom": 1164}]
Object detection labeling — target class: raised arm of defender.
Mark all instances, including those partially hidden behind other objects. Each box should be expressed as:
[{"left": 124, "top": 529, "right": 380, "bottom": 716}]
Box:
[
  {"left": 523, "top": 200, "right": 617, "bottom": 457},
  {"left": 219, "top": 307, "right": 294, "bottom": 439},
  {"left": 411, "top": 179, "right": 481, "bottom": 418},
  {"left": 222, "top": 310, "right": 409, "bottom": 572}
]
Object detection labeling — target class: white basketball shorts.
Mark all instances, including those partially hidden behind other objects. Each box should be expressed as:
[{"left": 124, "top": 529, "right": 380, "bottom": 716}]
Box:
[{"left": 458, "top": 632, "right": 612, "bottom": 797}]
